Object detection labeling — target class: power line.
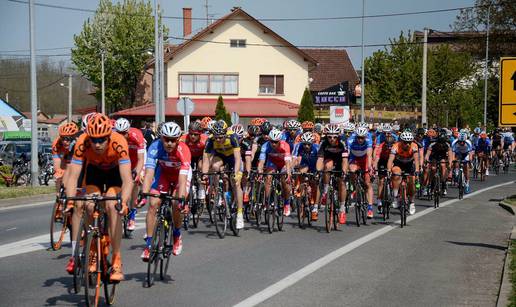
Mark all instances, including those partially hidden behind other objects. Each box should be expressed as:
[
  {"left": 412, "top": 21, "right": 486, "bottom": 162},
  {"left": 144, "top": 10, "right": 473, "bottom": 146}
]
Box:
[
  {"left": 0, "top": 47, "right": 72, "bottom": 53},
  {"left": 6, "top": 0, "right": 502, "bottom": 22},
  {"left": 0, "top": 76, "right": 67, "bottom": 93},
  {"left": 0, "top": 53, "right": 71, "bottom": 58}
]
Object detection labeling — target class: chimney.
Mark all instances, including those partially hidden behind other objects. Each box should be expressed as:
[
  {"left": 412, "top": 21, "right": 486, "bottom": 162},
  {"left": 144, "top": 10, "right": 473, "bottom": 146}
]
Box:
[{"left": 183, "top": 8, "right": 192, "bottom": 38}]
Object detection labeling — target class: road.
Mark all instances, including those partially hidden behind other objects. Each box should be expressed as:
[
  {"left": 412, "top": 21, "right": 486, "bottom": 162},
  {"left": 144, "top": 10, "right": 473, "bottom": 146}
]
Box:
[{"left": 0, "top": 170, "right": 514, "bottom": 307}]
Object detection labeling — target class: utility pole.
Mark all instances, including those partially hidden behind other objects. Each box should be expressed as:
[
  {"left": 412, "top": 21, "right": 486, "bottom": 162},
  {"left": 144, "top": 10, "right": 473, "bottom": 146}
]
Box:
[
  {"left": 29, "top": 0, "right": 38, "bottom": 186},
  {"left": 483, "top": 5, "right": 490, "bottom": 127},
  {"left": 101, "top": 50, "right": 105, "bottom": 114},
  {"left": 5, "top": 92, "right": 8, "bottom": 102},
  {"left": 422, "top": 28, "right": 429, "bottom": 127},
  {"left": 360, "top": 0, "right": 365, "bottom": 122},
  {"left": 205, "top": 0, "right": 209, "bottom": 27},
  {"left": 154, "top": 0, "right": 161, "bottom": 125},
  {"left": 159, "top": 2, "right": 166, "bottom": 123},
  {"left": 68, "top": 74, "right": 72, "bottom": 122}
]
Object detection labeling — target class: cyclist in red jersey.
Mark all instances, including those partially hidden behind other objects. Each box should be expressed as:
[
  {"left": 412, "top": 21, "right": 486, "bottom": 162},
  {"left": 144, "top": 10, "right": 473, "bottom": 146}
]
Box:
[{"left": 114, "top": 118, "right": 146, "bottom": 231}]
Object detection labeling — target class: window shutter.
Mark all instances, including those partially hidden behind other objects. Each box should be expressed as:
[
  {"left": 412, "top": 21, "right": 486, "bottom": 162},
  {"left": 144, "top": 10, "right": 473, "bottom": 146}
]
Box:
[{"left": 276, "top": 75, "right": 284, "bottom": 94}]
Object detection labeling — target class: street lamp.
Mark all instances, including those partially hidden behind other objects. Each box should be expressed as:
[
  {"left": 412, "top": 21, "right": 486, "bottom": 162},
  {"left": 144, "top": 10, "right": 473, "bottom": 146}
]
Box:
[
  {"left": 101, "top": 50, "right": 105, "bottom": 114},
  {"left": 59, "top": 74, "right": 72, "bottom": 122}
]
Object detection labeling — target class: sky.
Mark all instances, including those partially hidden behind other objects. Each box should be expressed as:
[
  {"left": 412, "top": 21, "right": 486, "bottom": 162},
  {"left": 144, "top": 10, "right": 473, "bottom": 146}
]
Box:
[{"left": 0, "top": 0, "right": 477, "bottom": 69}]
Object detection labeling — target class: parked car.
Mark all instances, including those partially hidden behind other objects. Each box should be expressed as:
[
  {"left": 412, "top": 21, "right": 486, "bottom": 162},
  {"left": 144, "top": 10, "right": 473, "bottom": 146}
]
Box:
[{"left": 0, "top": 141, "right": 52, "bottom": 166}]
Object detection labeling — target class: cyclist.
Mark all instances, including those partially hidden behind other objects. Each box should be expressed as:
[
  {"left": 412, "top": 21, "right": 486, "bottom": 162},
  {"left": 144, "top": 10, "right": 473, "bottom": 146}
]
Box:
[
  {"left": 491, "top": 128, "right": 503, "bottom": 167},
  {"left": 424, "top": 129, "right": 452, "bottom": 196},
  {"left": 451, "top": 132, "right": 473, "bottom": 193},
  {"left": 114, "top": 117, "right": 146, "bottom": 232},
  {"left": 65, "top": 114, "right": 133, "bottom": 282},
  {"left": 341, "top": 122, "right": 355, "bottom": 143},
  {"left": 180, "top": 120, "right": 208, "bottom": 200},
  {"left": 200, "top": 117, "right": 212, "bottom": 134},
  {"left": 282, "top": 119, "right": 301, "bottom": 152},
  {"left": 347, "top": 126, "right": 374, "bottom": 218},
  {"left": 296, "top": 121, "right": 321, "bottom": 144},
  {"left": 470, "top": 127, "right": 481, "bottom": 151},
  {"left": 202, "top": 120, "right": 244, "bottom": 229},
  {"left": 373, "top": 126, "right": 396, "bottom": 213},
  {"left": 292, "top": 132, "right": 319, "bottom": 220},
  {"left": 258, "top": 129, "right": 293, "bottom": 216},
  {"left": 52, "top": 122, "right": 79, "bottom": 194},
  {"left": 474, "top": 132, "right": 491, "bottom": 176},
  {"left": 232, "top": 124, "right": 253, "bottom": 203},
  {"left": 388, "top": 131, "right": 420, "bottom": 215},
  {"left": 139, "top": 122, "right": 191, "bottom": 261},
  {"left": 502, "top": 129, "right": 515, "bottom": 161},
  {"left": 316, "top": 123, "right": 348, "bottom": 224}
]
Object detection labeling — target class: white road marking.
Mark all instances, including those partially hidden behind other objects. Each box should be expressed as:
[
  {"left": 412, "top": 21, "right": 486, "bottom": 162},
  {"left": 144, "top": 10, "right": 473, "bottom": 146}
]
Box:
[
  {"left": 0, "top": 201, "right": 53, "bottom": 212},
  {"left": 234, "top": 180, "right": 516, "bottom": 307},
  {"left": 4, "top": 227, "right": 17, "bottom": 232}
]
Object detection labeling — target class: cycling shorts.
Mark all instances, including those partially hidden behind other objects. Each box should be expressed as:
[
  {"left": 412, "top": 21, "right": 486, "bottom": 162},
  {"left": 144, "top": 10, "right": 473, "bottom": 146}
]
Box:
[
  {"left": 151, "top": 167, "right": 192, "bottom": 194},
  {"left": 265, "top": 160, "right": 287, "bottom": 173},
  {"left": 393, "top": 159, "right": 415, "bottom": 176},
  {"left": 349, "top": 156, "right": 369, "bottom": 172},
  {"left": 84, "top": 164, "right": 121, "bottom": 194}
]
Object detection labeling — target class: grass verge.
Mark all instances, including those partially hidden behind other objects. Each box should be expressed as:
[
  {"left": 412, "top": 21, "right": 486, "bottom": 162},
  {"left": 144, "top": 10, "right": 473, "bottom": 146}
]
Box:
[
  {"left": 0, "top": 186, "right": 55, "bottom": 199},
  {"left": 510, "top": 239, "right": 516, "bottom": 307},
  {"left": 506, "top": 196, "right": 516, "bottom": 207}
]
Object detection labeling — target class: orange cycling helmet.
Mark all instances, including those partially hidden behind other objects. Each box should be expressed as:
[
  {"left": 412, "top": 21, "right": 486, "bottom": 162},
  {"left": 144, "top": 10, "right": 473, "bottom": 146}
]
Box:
[
  {"left": 427, "top": 129, "right": 437, "bottom": 138},
  {"left": 59, "top": 122, "right": 79, "bottom": 137},
  {"left": 201, "top": 117, "right": 212, "bottom": 129},
  {"left": 87, "top": 114, "right": 112, "bottom": 138},
  {"left": 480, "top": 132, "right": 487, "bottom": 139},
  {"left": 301, "top": 121, "right": 314, "bottom": 130}
]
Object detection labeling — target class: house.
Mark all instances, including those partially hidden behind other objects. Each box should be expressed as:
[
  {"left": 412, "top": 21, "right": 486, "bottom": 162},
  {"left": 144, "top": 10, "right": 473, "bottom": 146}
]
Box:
[
  {"left": 0, "top": 98, "right": 25, "bottom": 132},
  {"left": 120, "top": 7, "right": 357, "bottom": 125},
  {"left": 22, "top": 111, "right": 80, "bottom": 141}
]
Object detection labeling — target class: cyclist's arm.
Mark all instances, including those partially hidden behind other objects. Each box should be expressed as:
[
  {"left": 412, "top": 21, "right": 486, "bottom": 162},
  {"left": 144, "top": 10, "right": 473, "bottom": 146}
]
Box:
[
  {"left": 447, "top": 147, "right": 453, "bottom": 168},
  {"left": 342, "top": 154, "right": 349, "bottom": 174},
  {"left": 424, "top": 148, "right": 432, "bottom": 162},
  {"left": 387, "top": 153, "right": 395, "bottom": 172},
  {"left": 367, "top": 147, "right": 373, "bottom": 170},
  {"left": 65, "top": 162, "right": 81, "bottom": 199},
  {"left": 245, "top": 155, "right": 252, "bottom": 174},
  {"left": 176, "top": 173, "right": 187, "bottom": 199},
  {"left": 201, "top": 152, "right": 211, "bottom": 174},
  {"left": 257, "top": 159, "right": 265, "bottom": 174},
  {"left": 316, "top": 157, "right": 324, "bottom": 172},
  {"left": 135, "top": 152, "right": 145, "bottom": 178},
  {"left": 119, "top": 162, "right": 134, "bottom": 206},
  {"left": 233, "top": 148, "right": 242, "bottom": 176},
  {"left": 413, "top": 150, "right": 420, "bottom": 173},
  {"left": 141, "top": 168, "right": 154, "bottom": 194}
]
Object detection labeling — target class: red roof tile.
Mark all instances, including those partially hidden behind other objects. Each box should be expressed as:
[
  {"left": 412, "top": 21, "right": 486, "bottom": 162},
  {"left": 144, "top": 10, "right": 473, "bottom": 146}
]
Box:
[
  {"left": 301, "top": 49, "right": 359, "bottom": 91},
  {"left": 112, "top": 97, "right": 299, "bottom": 118}
]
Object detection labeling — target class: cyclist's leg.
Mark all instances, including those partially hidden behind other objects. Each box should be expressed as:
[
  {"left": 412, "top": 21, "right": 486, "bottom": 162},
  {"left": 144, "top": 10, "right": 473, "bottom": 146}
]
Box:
[
  {"left": 263, "top": 160, "right": 277, "bottom": 199},
  {"left": 105, "top": 186, "right": 123, "bottom": 257},
  {"left": 144, "top": 169, "right": 166, "bottom": 253}
]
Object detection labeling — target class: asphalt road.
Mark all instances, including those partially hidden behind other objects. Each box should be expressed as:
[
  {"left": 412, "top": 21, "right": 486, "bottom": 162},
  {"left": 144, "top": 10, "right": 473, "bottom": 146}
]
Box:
[{"left": 0, "top": 170, "right": 515, "bottom": 307}]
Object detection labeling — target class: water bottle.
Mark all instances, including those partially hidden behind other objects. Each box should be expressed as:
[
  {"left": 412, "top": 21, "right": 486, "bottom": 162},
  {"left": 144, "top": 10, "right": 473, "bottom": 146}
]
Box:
[
  {"left": 224, "top": 191, "right": 232, "bottom": 205},
  {"left": 198, "top": 185, "right": 206, "bottom": 200},
  {"left": 192, "top": 185, "right": 197, "bottom": 199}
]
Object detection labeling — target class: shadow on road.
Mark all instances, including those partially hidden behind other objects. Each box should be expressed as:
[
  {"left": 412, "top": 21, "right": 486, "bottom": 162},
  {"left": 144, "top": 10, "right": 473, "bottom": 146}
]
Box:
[
  {"left": 446, "top": 241, "right": 506, "bottom": 251},
  {"left": 45, "top": 293, "right": 83, "bottom": 306}
]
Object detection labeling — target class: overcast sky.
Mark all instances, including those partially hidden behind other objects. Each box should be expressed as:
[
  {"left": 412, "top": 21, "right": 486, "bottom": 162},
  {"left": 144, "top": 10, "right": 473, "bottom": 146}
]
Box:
[{"left": 1, "top": 0, "right": 476, "bottom": 69}]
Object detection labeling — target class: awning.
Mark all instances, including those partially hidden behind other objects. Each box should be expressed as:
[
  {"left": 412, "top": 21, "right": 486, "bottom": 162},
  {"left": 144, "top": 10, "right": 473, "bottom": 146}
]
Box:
[{"left": 112, "top": 97, "right": 300, "bottom": 118}]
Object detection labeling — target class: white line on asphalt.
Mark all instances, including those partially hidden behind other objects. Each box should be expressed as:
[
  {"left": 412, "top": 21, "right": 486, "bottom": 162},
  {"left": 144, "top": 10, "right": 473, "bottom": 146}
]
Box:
[
  {"left": 0, "top": 201, "right": 53, "bottom": 212},
  {"left": 234, "top": 180, "right": 516, "bottom": 307},
  {"left": 4, "top": 227, "right": 17, "bottom": 232}
]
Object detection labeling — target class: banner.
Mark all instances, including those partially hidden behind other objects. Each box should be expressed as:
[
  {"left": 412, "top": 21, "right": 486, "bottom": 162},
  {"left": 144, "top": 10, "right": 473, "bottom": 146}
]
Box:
[{"left": 330, "top": 106, "right": 350, "bottom": 123}]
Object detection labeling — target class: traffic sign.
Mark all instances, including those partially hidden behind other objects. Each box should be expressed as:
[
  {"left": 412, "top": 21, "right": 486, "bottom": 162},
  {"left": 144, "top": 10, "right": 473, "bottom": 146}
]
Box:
[
  {"left": 176, "top": 97, "right": 194, "bottom": 116},
  {"left": 499, "top": 57, "right": 516, "bottom": 126}
]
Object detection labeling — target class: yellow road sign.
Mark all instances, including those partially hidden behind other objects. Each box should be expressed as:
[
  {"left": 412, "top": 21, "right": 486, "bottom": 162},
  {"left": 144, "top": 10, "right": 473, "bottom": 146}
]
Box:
[{"left": 499, "top": 57, "right": 516, "bottom": 126}]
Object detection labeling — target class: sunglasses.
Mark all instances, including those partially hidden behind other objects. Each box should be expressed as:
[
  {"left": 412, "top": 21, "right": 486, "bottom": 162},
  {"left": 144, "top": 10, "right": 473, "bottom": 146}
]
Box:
[
  {"left": 62, "top": 136, "right": 74, "bottom": 142},
  {"left": 215, "top": 135, "right": 226, "bottom": 140},
  {"left": 357, "top": 136, "right": 365, "bottom": 140},
  {"left": 271, "top": 140, "right": 280, "bottom": 144},
  {"left": 90, "top": 137, "right": 108, "bottom": 144},
  {"left": 163, "top": 137, "right": 179, "bottom": 144},
  {"left": 327, "top": 135, "right": 339, "bottom": 139},
  {"left": 190, "top": 133, "right": 201, "bottom": 136}
]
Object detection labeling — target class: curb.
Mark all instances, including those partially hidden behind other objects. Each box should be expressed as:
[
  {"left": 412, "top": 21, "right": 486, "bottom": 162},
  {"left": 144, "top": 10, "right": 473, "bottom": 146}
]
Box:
[
  {"left": 497, "top": 225, "right": 515, "bottom": 307},
  {"left": 0, "top": 193, "right": 55, "bottom": 209},
  {"left": 500, "top": 200, "right": 516, "bottom": 215}
]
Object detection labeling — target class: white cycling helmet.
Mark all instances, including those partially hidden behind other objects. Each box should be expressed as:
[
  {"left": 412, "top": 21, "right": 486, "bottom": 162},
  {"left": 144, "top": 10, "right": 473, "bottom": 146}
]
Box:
[
  {"left": 400, "top": 131, "right": 414, "bottom": 142},
  {"left": 300, "top": 132, "right": 314, "bottom": 143},
  {"left": 161, "top": 122, "right": 182, "bottom": 138},
  {"left": 114, "top": 117, "right": 130, "bottom": 133},
  {"left": 358, "top": 122, "right": 368, "bottom": 129},
  {"left": 377, "top": 123, "right": 384, "bottom": 133},
  {"left": 355, "top": 127, "right": 368, "bottom": 137},
  {"left": 458, "top": 132, "right": 468, "bottom": 141},
  {"left": 268, "top": 129, "right": 282, "bottom": 141},
  {"left": 207, "top": 120, "right": 217, "bottom": 132},
  {"left": 231, "top": 124, "right": 245, "bottom": 138},
  {"left": 324, "top": 123, "right": 341, "bottom": 135},
  {"left": 81, "top": 112, "right": 97, "bottom": 131},
  {"left": 392, "top": 124, "right": 400, "bottom": 132},
  {"left": 383, "top": 124, "right": 392, "bottom": 133},
  {"left": 343, "top": 122, "right": 355, "bottom": 133}
]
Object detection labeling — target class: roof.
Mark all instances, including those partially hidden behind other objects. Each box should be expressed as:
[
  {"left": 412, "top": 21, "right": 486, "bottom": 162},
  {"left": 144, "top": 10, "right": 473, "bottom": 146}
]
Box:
[
  {"left": 302, "top": 49, "right": 359, "bottom": 91},
  {"left": 112, "top": 97, "right": 299, "bottom": 118},
  {"left": 155, "top": 7, "right": 317, "bottom": 67},
  {"left": 0, "top": 99, "right": 26, "bottom": 117},
  {"left": 413, "top": 30, "right": 488, "bottom": 41}
]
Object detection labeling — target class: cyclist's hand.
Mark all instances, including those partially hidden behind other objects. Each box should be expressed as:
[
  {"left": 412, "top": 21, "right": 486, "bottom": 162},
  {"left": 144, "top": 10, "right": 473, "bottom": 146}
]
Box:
[
  {"left": 64, "top": 200, "right": 74, "bottom": 213},
  {"left": 201, "top": 174, "right": 209, "bottom": 184},
  {"left": 118, "top": 202, "right": 129, "bottom": 216},
  {"left": 136, "top": 193, "right": 147, "bottom": 208},
  {"left": 234, "top": 171, "right": 243, "bottom": 182}
]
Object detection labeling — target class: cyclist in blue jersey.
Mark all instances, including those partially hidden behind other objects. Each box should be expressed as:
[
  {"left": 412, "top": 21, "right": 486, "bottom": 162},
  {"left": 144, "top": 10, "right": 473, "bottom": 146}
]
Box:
[
  {"left": 376, "top": 124, "right": 399, "bottom": 145},
  {"left": 475, "top": 132, "right": 491, "bottom": 176},
  {"left": 451, "top": 132, "right": 474, "bottom": 193},
  {"left": 341, "top": 122, "right": 355, "bottom": 143},
  {"left": 281, "top": 119, "right": 301, "bottom": 152},
  {"left": 293, "top": 132, "right": 320, "bottom": 220}
]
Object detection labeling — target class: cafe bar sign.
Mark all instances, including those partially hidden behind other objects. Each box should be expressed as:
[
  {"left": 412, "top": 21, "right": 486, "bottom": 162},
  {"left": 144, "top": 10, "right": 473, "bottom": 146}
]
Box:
[{"left": 312, "top": 82, "right": 349, "bottom": 105}]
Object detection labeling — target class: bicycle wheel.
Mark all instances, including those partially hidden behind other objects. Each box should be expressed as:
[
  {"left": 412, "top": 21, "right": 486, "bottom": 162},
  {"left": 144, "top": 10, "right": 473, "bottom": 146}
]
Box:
[
  {"left": 324, "top": 186, "right": 332, "bottom": 233},
  {"left": 50, "top": 200, "right": 68, "bottom": 251},
  {"left": 160, "top": 220, "right": 173, "bottom": 280},
  {"left": 84, "top": 232, "right": 101, "bottom": 307},
  {"left": 266, "top": 193, "right": 274, "bottom": 234},
  {"left": 276, "top": 191, "right": 284, "bottom": 232},
  {"left": 354, "top": 187, "right": 361, "bottom": 227},
  {"left": 332, "top": 193, "right": 339, "bottom": 230},
  {"left": 73, "top": 219, "right": 86, "bottom": 294},
  {"left": 458, "top": 169, "right": 464, "bottom": 200},
  {"left": 399, "top": 184, "right": 406, "bottom": 228},
  {"left": 381, "top": 181, "right": 389, "bottom": 221},
  {"left": 147, "top": 221, "right": 163, "bottom": 287},
  {"left": 189, "top": 191, "right": 198, "bottom": 229},
  {"left": 295, "top": 197, "right": 304, "bottom": 228},
  {"left": 433, "top": 176, "right": 440, "bottom": 208},
  {"left": 102, "top": 239, "right": 117, "bottom": 306},
  {"left": 229, "top": 202, "right": 240, "bottom": 237},
  {"left": 213, "top": 192, "right": 227, "bottom": 239}
]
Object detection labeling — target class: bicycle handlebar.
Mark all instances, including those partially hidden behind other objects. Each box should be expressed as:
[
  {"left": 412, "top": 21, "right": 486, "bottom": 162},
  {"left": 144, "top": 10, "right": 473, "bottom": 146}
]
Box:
[
  {"left": 66, "top": 194, "right": 123, "bottom": 212},
  {"left": 140, "top": 192, "right": 185, "bottom": 202}
]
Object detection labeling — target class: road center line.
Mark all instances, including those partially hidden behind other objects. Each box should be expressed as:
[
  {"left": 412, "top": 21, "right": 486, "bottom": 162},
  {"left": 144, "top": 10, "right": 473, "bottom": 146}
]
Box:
[{"left": 234, "top": 180, "right": 515, "bottom": 307}]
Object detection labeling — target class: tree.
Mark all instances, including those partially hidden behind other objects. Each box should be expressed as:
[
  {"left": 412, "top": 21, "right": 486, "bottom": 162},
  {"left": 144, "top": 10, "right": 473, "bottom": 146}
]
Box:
[
  {"left": 297, "top": 88, "right": 315, "bottom": 122},
  {"left": 214, "top": 95, "right": 231, "bottom": 124},
  {"left": 72, "top": 0, "right": 164, "bottom": 113}
]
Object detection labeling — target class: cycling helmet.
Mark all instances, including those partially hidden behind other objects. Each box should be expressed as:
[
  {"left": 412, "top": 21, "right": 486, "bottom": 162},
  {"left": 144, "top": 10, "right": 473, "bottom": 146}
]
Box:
[
  {"left": 392, "top": 124, "right": 400, "bottom": 132},
  {"left": 377, "top": 123, "right": 384, "bottom": 133},
  {"left": 343, "top": 122, "right": 355, "bottom": 133},
  {"left": 416, "top": 128, "right": 425, "bottom": 136},
  {"left": 59, "top": 122, "right": 79, "bottom": 137},
  {"left": 400, "top": 131, "right": 414, "bottom": 142},
  {"left": 286, "top": 119, "right": 301, "bottom": 130},
  {"left": 324, "top": 123, "right": 341, "bottom": 135},
  {"left": 357, "top": 122, "right": 368, "bottom": 129},
  {"left": 451, "top": 127, "right": 458, "bottom": 133},
  {"left": 200, "top": 117, "right": 212, "bottom": 130},
  {"left": 248, "top": 125, "right": 261, "bottom": 136},
  {"left": 445, "top": 129, "right": 452, "bottom": 137},
  {"left": 268, "top": 129, "right": 282, "bottom": 141},
  {"left": 355, "top": 127, "right": 368, "bottom": 137},
  {"left": 314, "top": 123, "right": 324, "bottom": 134},
  {"left": 301, "top": 121, "right": 314, "bottom": 130},
  {"left": 81, "top": 112, "right": 97, "bottom": 131},
  {"left": 473, "top": 127, "right": 481, "bottom": 134},
  {"left": 480, "top": 132, "right": 487, "bottom": 139},
  {"left": 458, "top": 132, "right": 468, "bottom": 142},
  {"left": 188, "top": 120, "right": 203, "bottom": 133},
  {"left": 383, "top": 124, "right": 392, "bottom": 133},
  {"left": 438, "top": 129, "right": 448, "bottom": 141},
  {"left": 300, "top": 132, "right": 314, "bottom": 143},
  {"left": 427, "top": 129, "right": 437, "bottom": 138},
  {"left": 114, "top": 117, "right": 130, "bottom": 133},
  {"left": 87, "top": 114, "right": 112, "bottom": 138},
  {"left": 207, "top": 120, "right": 217, "bottom": 132},
  {"left": 261, "top": 121, "right": 272, "bottom": 135},
  {"left": 212, "top": 121, "right": 227, "bottom": 136},
  {"left": 156, "top": 122, "right": 164, "bottom": 138},
  {"left": 231, "top": 124, "right": 245, "bottom": 138},
  {"left": 161, "top": 122, "right": 181, "bottom": 138}
]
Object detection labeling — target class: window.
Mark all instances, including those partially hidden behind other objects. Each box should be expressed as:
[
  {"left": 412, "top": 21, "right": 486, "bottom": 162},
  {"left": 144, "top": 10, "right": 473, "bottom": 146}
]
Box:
[
  {"left": 259, "top": 75, "right": 284, "bottom": 95},
  {"left": 179, "top": 73, "right": 239, "bottom": 94},
  {"left": 230, "top": 39, "right": 246, "bottom": 48}
]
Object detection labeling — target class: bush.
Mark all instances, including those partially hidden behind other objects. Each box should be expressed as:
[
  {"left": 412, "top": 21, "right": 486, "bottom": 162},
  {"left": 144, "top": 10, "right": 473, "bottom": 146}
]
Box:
[{"left": 0, "top": 165, "right": 12, "bottom": 186}]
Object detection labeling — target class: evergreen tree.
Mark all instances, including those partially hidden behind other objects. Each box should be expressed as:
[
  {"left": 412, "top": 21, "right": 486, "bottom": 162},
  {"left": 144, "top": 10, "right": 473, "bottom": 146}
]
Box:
[
  {"left": 297, "top": 88, "right": 315, "bottom": 122},
  {"left": 215, "top": 95, "right": 231, "bottom": 124}
]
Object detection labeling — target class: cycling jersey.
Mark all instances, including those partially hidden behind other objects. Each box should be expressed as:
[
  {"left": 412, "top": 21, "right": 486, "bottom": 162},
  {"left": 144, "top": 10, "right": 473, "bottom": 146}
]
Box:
[
  {"left": 317, "top": 139, "right": 348, "bottom": 170},
  {"left": 72, "top": 132, "right": 130, "bottom": 170},
  {"left": 492, "top": 134, "right": 502, "bottom": 148},
  {"left": 146, "top": 140, "right": 192, "bottom": 193},
  {"left": 126, "top": 127, "right": 146, "bottom": 169},
  {"left": 391, "top": 142, "right": 418, "bottom": 163},
  {"left": 251, "top": 136, "right": 267, "bottom": 168},
  {"left": 376, "top": 142, "right": 395, "bottom": 163},
  {"left": 503, "top": 133, "right": 514, "bottom": 150},
  {"left": 375, "top": 132, "right": 399, "bottom": 145},
  {"left": 292, "top": 143, "right": 319, "bottom": 172},
  {"left": 475, "top": 138, "right": 491, "bottom": 153},
  {"left": 240, "top": 137, "right": 253, "bottom": 164},
  {"left": 281, "top": 130, "right": 301, "bottom": 152},
  {"left": 346, "top": 135, "right": 373, "bottom": 159},
  {"left": 52, "top": 138, "right": 72, "bottom": 163},
  {"left": 428, "top": 141, "right": 450, "bottom": 161},
  {"left": 180, "top": 133, "right": 208, "bottom": 161},
  {"left": 451, "top": 139, "right": 473, "bottom": 161},
  {"left": 204, "top": 132, "right": 240, "bottom": 157},
  {"left": 259, "top": 140, "right": 291, "bottom": 170}
]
